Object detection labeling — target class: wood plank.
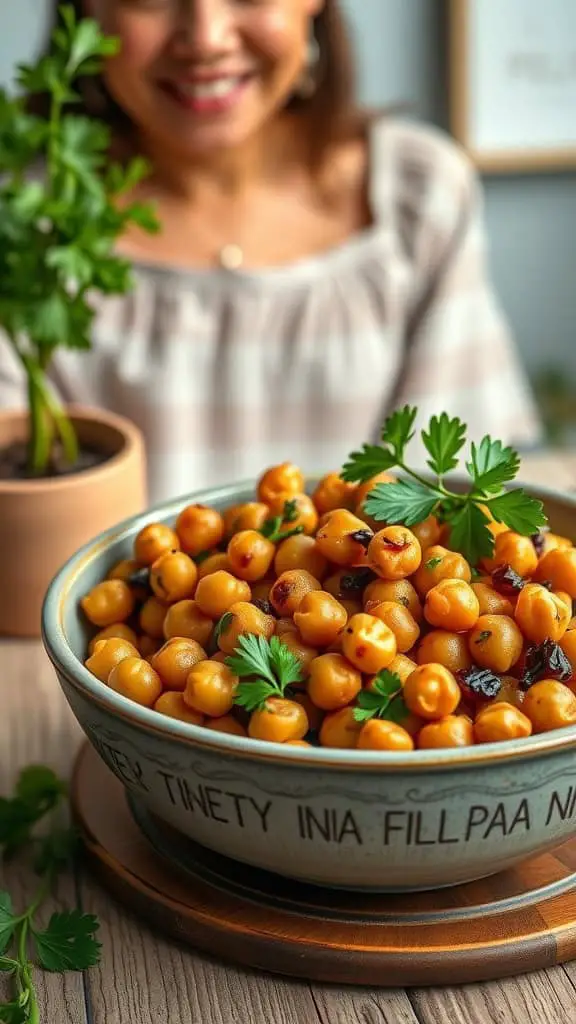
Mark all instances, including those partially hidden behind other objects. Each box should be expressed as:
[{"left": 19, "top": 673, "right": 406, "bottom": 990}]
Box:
[
  {"left": 80, "top": 871, "right": 323, "bottom": 1024},
  {"left": 409, "top": 968, "right": 576, "bottom": 1024},
  {"left": 0, "top": 641, "right": 87, "bottom": 1024},
  {"left": 310, "top": 988, "right": 419, "bottom": 1024}
]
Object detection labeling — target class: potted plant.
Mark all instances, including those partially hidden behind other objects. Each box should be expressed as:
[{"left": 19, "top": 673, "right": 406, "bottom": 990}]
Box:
[{"left": 0, "top": 4, "right": 159, "bottom": 636}]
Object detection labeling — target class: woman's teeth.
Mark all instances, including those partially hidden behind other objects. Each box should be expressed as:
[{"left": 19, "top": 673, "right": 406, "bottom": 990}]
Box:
[{"left": 175, "top": 77, "right": 243, "bottom": 100}]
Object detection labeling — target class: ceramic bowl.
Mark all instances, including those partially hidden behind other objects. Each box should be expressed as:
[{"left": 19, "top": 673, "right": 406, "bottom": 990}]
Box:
[{"left": 42, "top": 479, "right": 576, "bottom": 892}]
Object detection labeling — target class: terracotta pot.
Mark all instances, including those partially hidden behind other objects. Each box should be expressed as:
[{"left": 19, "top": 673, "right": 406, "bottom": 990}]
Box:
[{"left": 0, "top": 404, "right": 147, "bottom": 637}]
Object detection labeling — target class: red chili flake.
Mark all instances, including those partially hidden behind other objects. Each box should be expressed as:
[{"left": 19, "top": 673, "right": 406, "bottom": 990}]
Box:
[
  {"left": 355, "top": 645, "right": 367, "bottom": 659},
  {"left": 349, "top": 530, "right": 374, "bottom": 549},
  {"left": 240, "top": 553, "right": 253, "bottom": 568},
  {"left": 519, "top": 640, "right": 572, "bottom": 690},
  {"left": 491, "top": 564, "right": 526, "bottom": 596},
  {"left": 457, "top": 667, "right": 502, "bottom": 708},
  {"left": 272, "top": 582, "right": 292, "bottom": 606}
]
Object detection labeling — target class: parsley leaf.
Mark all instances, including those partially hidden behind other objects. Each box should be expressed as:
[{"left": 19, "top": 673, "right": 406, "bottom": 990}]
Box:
[
  {"left": 0, "top": 1000, "right": 29, "bottom": 1023},
  {"left": 213, "top": 612, "right": 234, "bottom": 648},
  {"left": 33, "top": 911, "right": 101, "bottom": 972},
  {"left": 228, "top": 635, "right": 303, "bottom": 712},
  {"left": 364, "top": 480, "right": 439, "bottom": 527},
  {"left": 467, "top": 437, "right": 521, "bottom": 494},
  {"left": 233, "top": 680, "right": 277, "bottom": 714},
  {"left": 381, "top": 405, "right": 417, "bottom": 461},
  {"left": 0, "top": 895, "right": 16, "bottom": 955},
  {"left": 340, "top": 444, "right": 397, "bottom": 483},
  {"left": 226, "top": 634, "right": 277, "bottom": 687},
  {"left": 422, "top": 413, "right": 466, "bottom": 477},
  {"left": 353, "top": 671, "right": 408, "bottom": 724},
  {"left": 448, "top": 504, "right": 494, "bottom": 567},
  {"left": 484, "top": 490, "right": 547, "bottom": 536}
]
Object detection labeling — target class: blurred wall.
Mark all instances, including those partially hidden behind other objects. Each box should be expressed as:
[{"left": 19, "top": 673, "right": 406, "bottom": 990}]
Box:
[{"left": 2, "top": 0, "right": 575, "bottom": 375}]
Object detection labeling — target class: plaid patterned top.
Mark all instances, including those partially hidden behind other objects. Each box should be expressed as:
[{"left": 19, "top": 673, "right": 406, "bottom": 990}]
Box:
[{"left": 0, "top": 118, "right": 541, "bottom": 505}]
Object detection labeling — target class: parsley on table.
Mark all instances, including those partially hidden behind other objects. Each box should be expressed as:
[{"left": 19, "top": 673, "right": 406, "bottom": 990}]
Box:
[
  {"left": 353, "top": 671, "right": 409, "bottom": 725},
  {"left": 0, "top": 766, "right": 101, "bottom": 1023},
  {"left": 227, "top": 634, "right": 303, "bottom": 713},
  {"left": 341, "top": 407, "right": 547, "bottom": 565}
]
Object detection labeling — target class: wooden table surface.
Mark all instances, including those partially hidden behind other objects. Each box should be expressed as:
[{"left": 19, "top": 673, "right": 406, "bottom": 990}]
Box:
[{"left": 2, "top": 449, "right": 576, "bottom": 1024}]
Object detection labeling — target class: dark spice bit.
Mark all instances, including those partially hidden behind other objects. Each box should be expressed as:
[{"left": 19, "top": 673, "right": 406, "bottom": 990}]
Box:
[
  {"left": 519, "top": 639, "right": 572, "bottom": 690},
  {"left": 573, "top": 599, "right": 576, "bottom": 618},
  {"left": 474, "top": 630, "right": 492, "bottom": 645},
  {"left": 127, "top": 567, "right": 151, "bottom": 590},
  {"left": 457, "top": 667, "right": 502, "bottom": 707},
  {"left": 531, "top": 532, "right": 548, "bottom": 557},
  {"left": 349, "top": 530, "right": 374, "bottom": 549},
  {"left": 491, "top": 564, "right": 526, "bottom": 596},
  {"left": 253, "top": 599, "right": 275, "bottom": 617},
  {"left": 339, "top": 568, "right": 377, "bottom": 594}
]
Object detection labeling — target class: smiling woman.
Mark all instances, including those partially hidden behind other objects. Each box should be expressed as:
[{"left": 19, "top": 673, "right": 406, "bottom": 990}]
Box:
[{"left": 0, "top": 0, "right": 542, "bottom": 505}]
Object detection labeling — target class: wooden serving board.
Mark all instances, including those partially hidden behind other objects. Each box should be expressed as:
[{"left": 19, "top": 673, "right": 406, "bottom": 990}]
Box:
[{"left": 72, "top": 743, "right": 576, "bottom": 987}]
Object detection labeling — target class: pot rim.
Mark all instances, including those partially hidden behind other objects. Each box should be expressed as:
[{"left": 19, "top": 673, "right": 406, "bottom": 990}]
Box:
[
  {"left": 41, "top": 475, "right": 576, "bottom": 772},
  {"left": 0, "top": 404, "right": 142, "bottom": 495}
]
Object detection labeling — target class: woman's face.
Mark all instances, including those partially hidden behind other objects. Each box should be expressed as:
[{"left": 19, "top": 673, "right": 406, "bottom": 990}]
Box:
[{"left": 88, "top": 0, "right": 324, "bottom": 156}]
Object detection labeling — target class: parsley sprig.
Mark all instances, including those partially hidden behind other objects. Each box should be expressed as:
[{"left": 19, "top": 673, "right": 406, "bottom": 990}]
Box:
[
  {"left": 0, "top": 4, "right": 159, "bottom": 475},
  {"left": 353, "top": 671, "right": 409, "bottom": 725},
  {"left": 260, "top": 500, "right": 304, "bottom": 544},
  {"left": 341, "top": 406, "right": 547, "bottom": 565},
  {"left": 0, "top": 766, "right": 101, "bottom": 1023},
  {"left": 227, "top": 635, "right": 303, "bottom": 713}
]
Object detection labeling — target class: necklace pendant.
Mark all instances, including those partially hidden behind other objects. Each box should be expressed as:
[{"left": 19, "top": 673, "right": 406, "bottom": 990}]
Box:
[{"left": 219, "top": 244, "right": 244, "bottom": 271}]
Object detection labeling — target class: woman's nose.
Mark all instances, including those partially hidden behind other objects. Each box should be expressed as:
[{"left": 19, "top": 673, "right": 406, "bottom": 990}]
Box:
[{"left": 172, "top": 0, "right": 234, "bottom": 60}]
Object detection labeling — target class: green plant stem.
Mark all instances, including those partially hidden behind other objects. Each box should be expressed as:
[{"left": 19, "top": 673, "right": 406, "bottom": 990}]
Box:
[
  {"left": 24, "top": 359, "right": 53, "bottom": 475},
  {"left": 396, "top": 461, "right": 453, "bottom": 498},
  {"left": 9, "top": 875, "right": 51, "bottom": 1024}
]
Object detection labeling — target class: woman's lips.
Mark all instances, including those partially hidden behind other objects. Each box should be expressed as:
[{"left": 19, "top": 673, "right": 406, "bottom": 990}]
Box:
[{"left": 160, "top": 75, "right": 253, "bottom": 115}]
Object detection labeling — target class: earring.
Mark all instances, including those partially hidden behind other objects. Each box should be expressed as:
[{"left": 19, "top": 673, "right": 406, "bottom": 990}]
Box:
[{"left": 298, "top": 32, "right": 320, "bottom": 99}]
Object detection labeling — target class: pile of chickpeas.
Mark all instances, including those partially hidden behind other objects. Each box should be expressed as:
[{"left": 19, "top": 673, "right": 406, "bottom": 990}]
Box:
[{"left": 80, "top": 463, "right": 576, "bottom": 752}]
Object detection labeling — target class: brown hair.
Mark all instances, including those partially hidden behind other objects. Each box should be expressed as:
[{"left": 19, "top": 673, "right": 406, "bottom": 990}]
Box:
[{"left": 29, "top": 0, "right": 366, "bottom": 164}]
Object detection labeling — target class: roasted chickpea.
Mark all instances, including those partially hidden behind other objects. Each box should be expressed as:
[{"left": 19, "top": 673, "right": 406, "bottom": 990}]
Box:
[
  {"left": 319, "top": 706, "right": 363, "bottom": 748},
  {"left": 417, "top": 715, "right": 474, "bottom": 749},
  {"left": 194, "top": 570, "right": 251, "bottom": 619},
  {"left": 197, "top": 552, "right": 230, "bottom": 579},
  {"left": 85, "top": 637, "right": 140, "bottom": 682},
  {"left": 364, "top": 578, "right": 423, "bottom": 623},
  {"left": 522, "top": 680, "right": 576, "bottom": 732},
  {"left": 184, "top": 661, "right": 238, "bottom": 718},
  {"left": 275, "top": 617, "right": 296, "bottom": 637},
  {"left": 278, "top": 630, "right": 318, "bottom": 675},
  {"left": 268, "top": 492, "right": 318, "bottom": 536},
  {"left": 474, "top": 702, "right": 532, "bottom": 743},
  {"left": 477, "top": 504, "right": 510, "bottom": 540},
  {"left": 88, "top": 623, "right": 139, "bottom": 655},
  {"left": 312, "top": 473, "right": 357, "bottom": 515},
  {"left": 315, "top": 509, "right": 373, "bottom": 567},
  {"left": 134, "top": 523, "right": 180, "bottom": 566},
  {"left": 424, "top": 580, "right": 480, "bottom": 632},
  {"left": 248, "top": 698, "right": 309, "bottom": 743},
  {"left": 387, "top": 654, "right": 418, "bottom": 684},
  {"left": 274, "top": 534, "right": 328, "bottom": 580},
  {"left": 307, "top": 653, "right": 362, "bottom": 711},
  {"left": 484, "top": 530, "right": 539, "bottom": 578},
  {"left": 284, "top": 740, "right": 312, "bottom": 747},
  {"left": 150, "top": 638, "right": 206, "bottom": 691},
  {"left": 413, "top": 546, "right": 472, "bottom": 597},
  {"left": 107, "top": 656, "right": 162, "bottom": 707},
  {"left": 471, "top": 582, "right": 514, "bottom": 617},
  {"left": 370, "top": 602, "right": 420, "bottom": 653},
  {"left": 227, "top": 530, "right": 275, "bottom": 582},
  {"left": 367, "top": 526, "right": 422, "bottom": 581},
  {"left": 153, "top": 691, "right": 204, "bottom": 726},
  {"left": 416, "top": 630, "right": 472, "bottom": 673},
  {"left": 341, "top": 613, "right": 397, "bottom": 674},
  {"left": 250, "top": 579, "right": 274, "bottom": 604},
  {"left": 139, "top": 596, "right": 168, "bottom": 639},
  {"left": 139, "top": 635, "right": 162, "bottom": 659},
  {"left": 81, "top": 580, "right": 134, "bottom": 628},
  {"left": 176, "top": 504, "right": 225, "bottom": 556},
  {"left": 339, "top": 599, "right": 364, "bottom": 620},
  {"left": 163, "top": 600, "right": 213, "bottom": 647},
  {"left": 293, "top": 592, "right": 348, "bottom": 647},
  {"left": 106, "top": 558, "right": 140, "bottom": 584},
  {"left": 403, "top": 664, "right": 461, "bottom": 720},
  {"left": 353, "top": 472, "right": 396, "bottom": 515},
  {"left": 537, "top": 532, "right": 573, "bottom": 556},
  {"left": 292, "top": 691, "right": 323, "bottom": 731},
  {"left": 357, "top": 719, "right": 414, "bottom": 751},
  {"left": 217, "top": 601, "right": 275, "bottom": 654},
  {"left": 269, "top": 570, "right": 322, "bottom": 617},
  {"left": 535, "top": 548, "right": 576, "bottom": 599},
  {"left": 204, "top": 714, "right": 247, "bottom": 737},
  {"left": 223, "top": 502, "right": 270, "bottom": 538},
  {"left": 150, "top": 550, "right": 198, "bottom": 604},
  {"left": 498, "top": 675, "right": 525, "bottom": 707},
  {"left": 560, "top": 630, "right": 576, "bottom": 680},
  {"left": 257, "top": 463, "right": 305, "bottom": 505},
  {"left": 468, "top": 614, "right": 523, "bottom": 673},
  {"left": 411, "top": 515, "right": 442, "bottom": 551},
  {"left": 324, "top": 568, "right": 369, "bottom": 602},
  {"left": 515, "top": 583, "right": 571, "bottom": 644}
]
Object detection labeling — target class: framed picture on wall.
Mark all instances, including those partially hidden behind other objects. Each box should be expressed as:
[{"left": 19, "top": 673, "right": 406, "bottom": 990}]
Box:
[{"left": 449, "top": 0, "right": 576, "bottom": 173}]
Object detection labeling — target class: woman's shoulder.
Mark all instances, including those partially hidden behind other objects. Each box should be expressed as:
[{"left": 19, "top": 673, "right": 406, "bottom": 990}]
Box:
[{"left": 369, "top": 115, "right": 477, "bottom": 204}]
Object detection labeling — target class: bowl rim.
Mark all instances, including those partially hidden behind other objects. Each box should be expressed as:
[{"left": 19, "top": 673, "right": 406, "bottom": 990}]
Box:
[{"left": 41, "top": 475, "right": 576, "bottom": 772}]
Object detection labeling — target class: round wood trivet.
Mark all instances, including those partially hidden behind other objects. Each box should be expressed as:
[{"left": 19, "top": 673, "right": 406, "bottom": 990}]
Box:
[{"left": 72, "top": 742, "right": 576, "bottom": 987}]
